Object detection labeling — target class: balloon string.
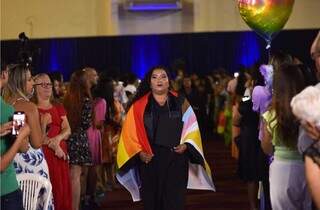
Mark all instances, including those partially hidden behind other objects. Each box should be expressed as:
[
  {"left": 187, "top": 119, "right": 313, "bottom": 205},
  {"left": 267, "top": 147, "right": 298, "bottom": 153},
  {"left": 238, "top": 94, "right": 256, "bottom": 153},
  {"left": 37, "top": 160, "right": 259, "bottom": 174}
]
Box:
[{"left": 266, "top": 40, "right": 272, "bottom": 62}]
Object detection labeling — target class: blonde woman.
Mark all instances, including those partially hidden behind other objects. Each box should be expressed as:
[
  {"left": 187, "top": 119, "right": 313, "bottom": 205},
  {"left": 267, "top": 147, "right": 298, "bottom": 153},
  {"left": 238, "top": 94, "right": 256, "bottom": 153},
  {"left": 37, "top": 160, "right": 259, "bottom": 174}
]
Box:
[
  {"left": 4, "top": 64, "right": 54, "bottom": 210},
  {"left": 33, "top": 73, "right": 72, "bottom": 210}
]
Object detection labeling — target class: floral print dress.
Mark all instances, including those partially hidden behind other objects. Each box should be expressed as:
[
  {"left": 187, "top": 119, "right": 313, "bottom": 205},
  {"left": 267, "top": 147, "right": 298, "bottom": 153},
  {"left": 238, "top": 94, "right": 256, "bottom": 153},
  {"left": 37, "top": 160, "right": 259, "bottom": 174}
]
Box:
[{"left": 68, "top": 97, "right": 93, "bottom": 165}]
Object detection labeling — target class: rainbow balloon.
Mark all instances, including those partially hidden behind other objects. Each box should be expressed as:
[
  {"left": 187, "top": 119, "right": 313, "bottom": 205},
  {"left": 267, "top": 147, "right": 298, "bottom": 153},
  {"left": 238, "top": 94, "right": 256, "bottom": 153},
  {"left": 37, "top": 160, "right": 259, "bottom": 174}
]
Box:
[{"left": 238, "top": 0, "right": 295, "bottom": 45}]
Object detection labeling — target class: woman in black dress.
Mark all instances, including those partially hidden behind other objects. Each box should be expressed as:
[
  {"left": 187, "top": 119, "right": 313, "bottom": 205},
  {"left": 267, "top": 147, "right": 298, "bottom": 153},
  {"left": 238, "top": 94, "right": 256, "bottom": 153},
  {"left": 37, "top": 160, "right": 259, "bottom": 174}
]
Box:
[
  {"left": 234, "top": 68, "right": 267, "bottom": 210},
  {"left": 63, "top": 68, "right": 98, "bottom": 210}
]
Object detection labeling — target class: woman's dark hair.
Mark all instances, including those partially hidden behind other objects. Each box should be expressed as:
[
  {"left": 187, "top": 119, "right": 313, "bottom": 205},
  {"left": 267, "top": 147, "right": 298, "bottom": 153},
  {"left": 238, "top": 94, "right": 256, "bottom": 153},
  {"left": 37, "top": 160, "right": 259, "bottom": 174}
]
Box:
[
  {"left": 48, "top": 71, "right": 63, "bottom": 98},
  {"left": 93, "top": 75, "right": 116, "bottom": 122},
  {"left": 1, "top": 59, "right": 7, "bottom": 73},
  {"left": 250, "top": 63, "right": 265, "bottom": 87},
  {"left": 272, "top": 64, "right": 307, "bottom": 148},
  {"left": 270, "top": 51, "right": 294, "bottom": 71},
  {"left": 48, "top": 71, "right": 63, "bottom": 82},
  {"left": 235, "top": 66, "right": 247, "bottom": 97},
  {"left": 127, "top": 66, "right": 171, "bottom": 111}
]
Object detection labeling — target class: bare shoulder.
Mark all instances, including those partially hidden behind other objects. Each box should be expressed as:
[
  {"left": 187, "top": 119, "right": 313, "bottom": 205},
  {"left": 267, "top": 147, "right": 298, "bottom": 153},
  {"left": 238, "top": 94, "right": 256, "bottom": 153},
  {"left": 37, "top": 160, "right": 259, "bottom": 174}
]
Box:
[{"left": 13, "top": 101, "right": 38, "bottom": 116}]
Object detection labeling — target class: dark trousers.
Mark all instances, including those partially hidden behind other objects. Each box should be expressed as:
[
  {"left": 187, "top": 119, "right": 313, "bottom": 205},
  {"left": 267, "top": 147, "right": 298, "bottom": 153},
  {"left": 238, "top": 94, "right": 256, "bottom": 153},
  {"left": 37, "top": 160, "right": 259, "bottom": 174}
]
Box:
[
  {"left": 0, "top": 189, "right": 24, "bottom": 210},
  {"left": 139, "top": 145, "right": 188, "bottom": 210},
  {"left": 260, "top": 152, "right": 271, "bottom": 210}
]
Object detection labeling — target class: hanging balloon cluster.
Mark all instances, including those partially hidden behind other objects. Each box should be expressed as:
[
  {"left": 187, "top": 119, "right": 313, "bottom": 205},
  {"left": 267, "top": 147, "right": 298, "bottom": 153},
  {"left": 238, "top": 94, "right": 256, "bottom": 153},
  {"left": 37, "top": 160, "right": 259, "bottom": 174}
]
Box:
[{"left": 238, "top": 0, "right": 295, "bottom": 53}]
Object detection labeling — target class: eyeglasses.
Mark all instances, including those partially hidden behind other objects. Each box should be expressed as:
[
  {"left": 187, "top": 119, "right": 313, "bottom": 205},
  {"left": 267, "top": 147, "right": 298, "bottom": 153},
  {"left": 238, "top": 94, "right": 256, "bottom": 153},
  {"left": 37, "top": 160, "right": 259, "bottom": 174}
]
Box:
[{"left": 34, "top": 83, "right": 53, "bottom": 88}]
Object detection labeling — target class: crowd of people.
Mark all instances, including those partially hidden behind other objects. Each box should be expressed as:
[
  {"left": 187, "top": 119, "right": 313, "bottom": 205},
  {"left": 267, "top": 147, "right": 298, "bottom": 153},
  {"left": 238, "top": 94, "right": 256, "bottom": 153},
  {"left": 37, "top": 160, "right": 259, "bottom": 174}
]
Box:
[{"left": 0, "top": 30, "right": 320, "bottom": 210}]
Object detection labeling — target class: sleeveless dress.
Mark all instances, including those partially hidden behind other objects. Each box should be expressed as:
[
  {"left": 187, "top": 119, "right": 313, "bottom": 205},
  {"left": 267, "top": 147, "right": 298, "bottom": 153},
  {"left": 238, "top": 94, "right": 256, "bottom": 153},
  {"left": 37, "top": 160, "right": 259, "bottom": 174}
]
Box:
[{"left": 12, "top": 98, "right": 55, "bottom": 210}]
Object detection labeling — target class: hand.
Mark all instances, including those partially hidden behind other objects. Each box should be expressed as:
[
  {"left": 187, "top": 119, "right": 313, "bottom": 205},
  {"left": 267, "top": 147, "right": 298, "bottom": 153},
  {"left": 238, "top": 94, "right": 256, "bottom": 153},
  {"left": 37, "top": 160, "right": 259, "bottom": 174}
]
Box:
[
  {"left": 47, "top": 135, "right": 63, "bottom": 152},
  {"left": 111, "top": 134, "right": 119, "bottom": 144},
  {"left": 302, "top": 121, "right": 320, "bottom": 141},
  {"left": 139, "top": 151, "right": 153, "bottom": 164},
  {"left": 16, "top": 124, "right": 31, "bottom": 152},
  {"left": 54, "top": 145, "right": 67, "bottom": 160},
  {"left": 0, "top": 121, "right": 13, "bottom": 137},
  {"left": 43, "top": 136, "right": 50, "bottom": 145},
  {"left": 17, "top": 124, "right": 31, "bottom": 140},
  {"left": 174, "top": 144, "right": 187, "bottom": 154},
  {"left": 40, "top": 113, "right": 52, "bottom": 127},
  {"left": 47, "top": 135, "right": 62, "bottom": 147}
]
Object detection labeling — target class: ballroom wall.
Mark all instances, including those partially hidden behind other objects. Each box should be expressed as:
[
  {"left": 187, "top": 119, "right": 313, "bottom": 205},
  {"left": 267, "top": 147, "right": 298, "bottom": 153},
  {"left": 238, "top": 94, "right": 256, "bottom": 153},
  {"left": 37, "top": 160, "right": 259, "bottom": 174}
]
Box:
[{"left": 1, "top": 0, "right": 320, "bottom": 40}]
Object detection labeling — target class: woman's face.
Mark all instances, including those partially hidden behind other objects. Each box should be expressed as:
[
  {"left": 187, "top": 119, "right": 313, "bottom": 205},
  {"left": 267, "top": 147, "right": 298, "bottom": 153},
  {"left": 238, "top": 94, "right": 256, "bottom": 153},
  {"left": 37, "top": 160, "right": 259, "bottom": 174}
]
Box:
[
  {"left": 34, "top": 75, "right": 53, "bottom": 101},
  {"left": 244, "top": 73, "right": 253, "bottom": 89},
  {"left": 53, "top": 80, "right": 61, "bottom": 96},
  {"left": 150, "top": 69, "right": 169, "bottom": 95},
  {"left": 183, "top": 77, "right": 192, "bottom": 89},
  {"left": 25, "top": 70, "right": 34, "bottom": 95}
]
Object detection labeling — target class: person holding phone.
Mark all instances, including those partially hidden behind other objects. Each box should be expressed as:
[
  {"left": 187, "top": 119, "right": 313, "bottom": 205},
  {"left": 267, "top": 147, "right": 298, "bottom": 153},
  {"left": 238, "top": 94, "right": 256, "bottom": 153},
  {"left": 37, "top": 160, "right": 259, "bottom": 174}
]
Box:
[
  {"left": 0, "top": 61, "right": 30, "bottom": 210},
  {"left": 3, "top": 64, "right": 54, "bottom": 210}
]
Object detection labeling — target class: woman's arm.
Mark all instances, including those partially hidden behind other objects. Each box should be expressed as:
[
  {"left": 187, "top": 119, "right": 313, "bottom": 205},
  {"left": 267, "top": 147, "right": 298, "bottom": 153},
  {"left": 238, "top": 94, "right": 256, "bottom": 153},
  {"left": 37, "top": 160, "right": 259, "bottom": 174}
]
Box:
[
  {"left": 48, "top": 116, "right": 71, "bottom": 147},
  {"left": 305, "top": 156, "right": 320, "bottom": 209},
  {"left": 94, "top": 99, "right": 106, "bottom": 130},
  {"left": 0, "top": 124, "right": 30, "bottom": 172},
  {"left": 57, "top": 116, "right": 71, "bottom": 141},
  {"left": 0, "top": 121, "right": 13, "bottom": 137},
  {"left": 14, "top": 101, "right": 44, "bottom": 149},
  {"left": 261, "top": 120, "right": 273, "bottom": 155},
  {"left": 232, "top": 103, "right": 242, "bottom": 127}
]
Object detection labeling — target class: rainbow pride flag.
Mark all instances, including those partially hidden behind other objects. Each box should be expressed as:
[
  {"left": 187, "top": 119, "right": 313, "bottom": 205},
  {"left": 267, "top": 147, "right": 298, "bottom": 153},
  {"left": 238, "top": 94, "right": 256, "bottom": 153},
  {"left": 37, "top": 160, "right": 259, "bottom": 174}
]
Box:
[{"left": 116, "top": 93, "right": 215, "bottom": 201}]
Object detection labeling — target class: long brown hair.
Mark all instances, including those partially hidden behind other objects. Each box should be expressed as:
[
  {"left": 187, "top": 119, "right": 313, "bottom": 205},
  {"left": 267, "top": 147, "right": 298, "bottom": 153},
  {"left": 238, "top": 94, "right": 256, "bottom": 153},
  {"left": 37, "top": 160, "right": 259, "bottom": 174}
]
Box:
[
  {"left": 3, "top": 64, "right": 30, "bottom": 101},
  {"left": 272, "top": 64, "right": 306, "bottom": 148},
  {"left": 63, "top": 68, "right": 92, "bottom": 130}
]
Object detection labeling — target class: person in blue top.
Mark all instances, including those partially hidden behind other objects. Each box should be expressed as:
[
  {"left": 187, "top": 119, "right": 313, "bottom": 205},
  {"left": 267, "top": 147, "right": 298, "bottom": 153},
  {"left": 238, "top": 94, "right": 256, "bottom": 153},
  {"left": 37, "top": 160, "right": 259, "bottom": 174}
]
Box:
[{"left": 0, "top": 61, "right": 30, "bottom": 210}]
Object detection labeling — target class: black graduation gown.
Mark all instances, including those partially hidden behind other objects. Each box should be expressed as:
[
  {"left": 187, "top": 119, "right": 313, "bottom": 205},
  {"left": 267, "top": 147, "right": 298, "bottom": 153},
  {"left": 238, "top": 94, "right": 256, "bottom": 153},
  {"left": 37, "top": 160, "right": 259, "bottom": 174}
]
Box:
[{"left": 139, "top": 94, "right": 203, "bottom": 210}]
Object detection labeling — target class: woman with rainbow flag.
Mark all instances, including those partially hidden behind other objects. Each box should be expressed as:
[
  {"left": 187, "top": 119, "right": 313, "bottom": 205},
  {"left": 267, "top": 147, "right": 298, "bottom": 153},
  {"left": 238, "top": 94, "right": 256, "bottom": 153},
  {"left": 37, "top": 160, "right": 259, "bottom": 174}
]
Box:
[{"left": 116, "top": 66, "right": 215, "bottom": 210}]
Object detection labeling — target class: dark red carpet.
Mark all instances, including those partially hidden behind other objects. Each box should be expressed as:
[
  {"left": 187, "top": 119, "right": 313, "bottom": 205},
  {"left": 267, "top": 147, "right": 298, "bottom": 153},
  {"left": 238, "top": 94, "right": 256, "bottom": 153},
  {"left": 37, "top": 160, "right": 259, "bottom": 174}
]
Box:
[{"left": 98, "top": 139, "right": 249, "bottom": 210}]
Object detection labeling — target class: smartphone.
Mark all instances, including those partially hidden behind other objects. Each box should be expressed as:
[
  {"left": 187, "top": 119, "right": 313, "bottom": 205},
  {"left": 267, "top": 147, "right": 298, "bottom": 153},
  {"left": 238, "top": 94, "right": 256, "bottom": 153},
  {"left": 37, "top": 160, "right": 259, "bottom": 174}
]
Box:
[{"left": 12, "top": 111, "right": 26, "bottom": 136}]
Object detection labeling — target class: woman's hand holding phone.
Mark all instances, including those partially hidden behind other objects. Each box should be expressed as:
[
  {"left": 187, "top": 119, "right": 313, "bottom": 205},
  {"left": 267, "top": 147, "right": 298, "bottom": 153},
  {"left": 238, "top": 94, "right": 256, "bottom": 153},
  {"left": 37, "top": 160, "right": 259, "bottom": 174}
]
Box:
[
  {"left": 16, "top": 123, "right": 31, "bottom": 152},
  {"left": 0, "top": 121, "right": 13, "bottom": 137}
]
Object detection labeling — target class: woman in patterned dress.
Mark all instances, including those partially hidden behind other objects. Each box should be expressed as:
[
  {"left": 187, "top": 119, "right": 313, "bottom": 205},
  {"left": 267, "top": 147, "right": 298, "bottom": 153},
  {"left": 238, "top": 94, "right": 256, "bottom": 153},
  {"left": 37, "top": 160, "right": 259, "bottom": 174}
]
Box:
[
  {"left": 3, "top": 64, "right": 54, "bottom": 210},
  {"left": 63, "top": 68, "right": 96, "bottom": 210}
]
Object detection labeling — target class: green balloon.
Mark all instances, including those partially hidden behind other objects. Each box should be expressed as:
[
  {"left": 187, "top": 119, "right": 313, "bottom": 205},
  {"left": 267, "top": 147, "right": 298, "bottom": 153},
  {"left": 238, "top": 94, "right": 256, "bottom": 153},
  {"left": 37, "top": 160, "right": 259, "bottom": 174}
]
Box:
[{"left": 238, "top": 0, "right": 295, "bottom": 43}]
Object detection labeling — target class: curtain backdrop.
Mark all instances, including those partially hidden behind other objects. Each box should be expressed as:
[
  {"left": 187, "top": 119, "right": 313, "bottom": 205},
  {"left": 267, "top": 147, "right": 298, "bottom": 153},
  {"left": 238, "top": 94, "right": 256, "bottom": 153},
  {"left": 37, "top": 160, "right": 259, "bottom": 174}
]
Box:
[{"left": 1, "top": 29, "right": 318, "bottom": 80}]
